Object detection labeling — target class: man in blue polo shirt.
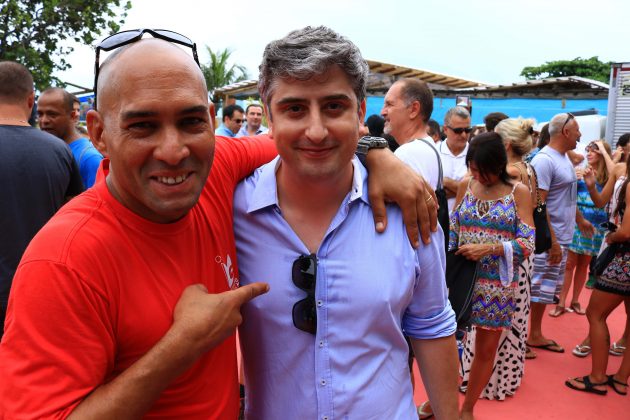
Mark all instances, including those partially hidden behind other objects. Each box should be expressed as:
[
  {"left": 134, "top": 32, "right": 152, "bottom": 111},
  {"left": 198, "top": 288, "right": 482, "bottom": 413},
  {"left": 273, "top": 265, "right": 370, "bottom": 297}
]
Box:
[
  {"left": 215, "top": 104, "right": 244, "bottom": 137},
  {"left": 234, "top": 26, "right": 458, "bottom": 420},
  {"left": 38, "top": 88, "right": 103, "bottom": 188}
]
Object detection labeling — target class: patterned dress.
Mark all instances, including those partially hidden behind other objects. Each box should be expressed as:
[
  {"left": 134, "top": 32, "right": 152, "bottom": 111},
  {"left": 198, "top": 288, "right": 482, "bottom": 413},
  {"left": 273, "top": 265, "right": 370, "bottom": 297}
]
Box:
[
  {"left": 451, "top": 182, "right": 535, "bottom": 400},
  {"left": 569, "top": 179, "right": 607, "bottom": 256},
  {"left": 449, "top": 183, "right": 535, "bottom": 330}
]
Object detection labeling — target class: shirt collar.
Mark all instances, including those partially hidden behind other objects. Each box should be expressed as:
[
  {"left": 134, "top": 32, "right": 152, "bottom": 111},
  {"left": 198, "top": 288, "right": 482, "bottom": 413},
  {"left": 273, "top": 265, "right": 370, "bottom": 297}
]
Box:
[
  {"left": 440, "top": 139, "right": 469, "bottom": 157},
  {"left": 247, "top": 156, "right": 368, "bottom": 213}
]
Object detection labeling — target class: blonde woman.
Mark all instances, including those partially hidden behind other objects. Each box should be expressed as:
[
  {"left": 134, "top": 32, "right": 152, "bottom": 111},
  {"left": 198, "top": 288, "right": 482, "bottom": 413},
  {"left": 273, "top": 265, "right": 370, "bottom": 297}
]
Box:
[{"left": 550, "top": 141, "right": 612, "bottom": 318}]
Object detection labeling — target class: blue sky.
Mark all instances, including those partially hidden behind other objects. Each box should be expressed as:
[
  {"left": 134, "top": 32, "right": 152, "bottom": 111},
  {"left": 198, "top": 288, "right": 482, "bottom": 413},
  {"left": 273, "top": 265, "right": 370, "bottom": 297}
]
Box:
[{"left": 58, "top": 0, "right": 630, "bottom": 89}]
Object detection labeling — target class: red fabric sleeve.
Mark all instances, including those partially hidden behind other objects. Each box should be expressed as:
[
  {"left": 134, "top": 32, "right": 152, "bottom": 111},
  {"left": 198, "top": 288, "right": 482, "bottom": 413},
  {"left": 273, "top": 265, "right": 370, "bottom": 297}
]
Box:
[
  {"left": 212, "top": 135, "right": 277, "bottom": 186},
  {"left": 0, "top": 261, "right": 115, "bottom": 418}
]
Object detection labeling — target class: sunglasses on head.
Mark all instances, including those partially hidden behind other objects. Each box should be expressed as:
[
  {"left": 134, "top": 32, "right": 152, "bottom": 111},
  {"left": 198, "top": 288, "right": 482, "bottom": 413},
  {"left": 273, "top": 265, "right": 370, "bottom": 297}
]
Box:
[
  {"left": 292, "top": 254, "right": 317, "bottom": 335},
  {"left": 585, "top": 142, "right": 600, "bottom": 153},
  {"left": 561, "top": 112, "right": 575, "bottom": 133},
  {"left": 447, "top": 126, "right": 473, "bottom": 134},
  {"left": 93, "top": 29, "right": 200, "bottom": 110}
]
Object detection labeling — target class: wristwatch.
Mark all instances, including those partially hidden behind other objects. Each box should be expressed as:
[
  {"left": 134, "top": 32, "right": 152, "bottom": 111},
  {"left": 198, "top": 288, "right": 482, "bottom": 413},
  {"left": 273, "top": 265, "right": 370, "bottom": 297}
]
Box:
[{"left": 356, "top": 136, "right": 389, "bottom": 165}]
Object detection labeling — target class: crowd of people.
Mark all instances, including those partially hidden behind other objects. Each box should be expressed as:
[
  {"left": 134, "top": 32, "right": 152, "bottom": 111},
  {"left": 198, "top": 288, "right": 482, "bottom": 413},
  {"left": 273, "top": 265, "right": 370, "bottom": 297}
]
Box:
[{"left": 0, "top": 25, "right": 628, "bottom": 419}]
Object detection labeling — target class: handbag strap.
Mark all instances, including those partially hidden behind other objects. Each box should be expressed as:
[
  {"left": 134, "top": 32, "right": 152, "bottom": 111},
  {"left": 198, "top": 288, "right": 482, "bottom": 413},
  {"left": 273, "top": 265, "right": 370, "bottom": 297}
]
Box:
[{"left": 416, "top": 137, "right": 444, "bottom": 190}]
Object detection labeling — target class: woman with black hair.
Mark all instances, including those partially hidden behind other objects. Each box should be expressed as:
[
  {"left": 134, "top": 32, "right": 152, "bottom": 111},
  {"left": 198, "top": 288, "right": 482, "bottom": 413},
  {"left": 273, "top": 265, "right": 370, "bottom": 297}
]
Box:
[{"left": 449, "top": 132, "right": 535, "bottom": 419}]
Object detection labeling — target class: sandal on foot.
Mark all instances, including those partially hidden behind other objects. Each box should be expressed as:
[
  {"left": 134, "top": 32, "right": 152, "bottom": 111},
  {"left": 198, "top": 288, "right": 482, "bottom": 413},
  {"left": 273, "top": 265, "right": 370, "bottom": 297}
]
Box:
[
  {"left": 417, "top": 400, "right": 434, "bottom": 419},
  {"left": 570, "top": 301, "right": 586, "bottom": 315},
  {"left": 549, "top": 306, "right": 568, "bottom": 317},
  {"left": 572, "top": 344, "right": 591, "bottom": 357},
  {"left": 610, "top": 342, "right": 627, "bottom": 356},
  {"left": 565, "top": 376, "right": 607, "bottom": 395},
  {"left": 607, "top": 375, "right": 628, "bottom": 396},
  {"left": 527, "top": 339, "right": 564, "bottom": 353}
]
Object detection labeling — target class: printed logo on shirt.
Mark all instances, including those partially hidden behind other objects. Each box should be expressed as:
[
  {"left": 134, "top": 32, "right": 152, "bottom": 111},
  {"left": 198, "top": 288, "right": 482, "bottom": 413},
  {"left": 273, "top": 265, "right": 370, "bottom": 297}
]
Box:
[{"left": 216, "top": 254, "right": 239, "bottom": 289}]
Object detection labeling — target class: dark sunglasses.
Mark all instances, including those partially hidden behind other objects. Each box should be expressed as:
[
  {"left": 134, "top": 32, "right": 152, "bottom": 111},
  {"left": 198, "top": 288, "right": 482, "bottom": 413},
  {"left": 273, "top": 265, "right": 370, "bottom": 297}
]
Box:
[
  {"left": 232, "top": 119, "right": 243, "bottom": 124},
  {"left": 561, "top": 112, "right": 575, "bottom": 133},
  {"left": 93, "top": 29, "right": 200, "bottom": 110},
  {"left": 447, "top": 126, "right": 473, "bottom": 134},
  {"left": 292, "top": 254, "right": 317, "bottom": 334}
]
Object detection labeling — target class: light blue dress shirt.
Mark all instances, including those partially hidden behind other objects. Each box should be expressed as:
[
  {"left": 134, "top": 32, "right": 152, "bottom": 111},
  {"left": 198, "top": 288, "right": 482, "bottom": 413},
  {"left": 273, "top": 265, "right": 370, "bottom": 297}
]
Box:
[
  {"left": 233, "top": 157, "right": 456, "bottom": 420},
  {"left": 237, "top": 124, "right": 269, "bottom": 137},
  {"left": 215, "top": 124, "right": 236, "bottom": 137}
]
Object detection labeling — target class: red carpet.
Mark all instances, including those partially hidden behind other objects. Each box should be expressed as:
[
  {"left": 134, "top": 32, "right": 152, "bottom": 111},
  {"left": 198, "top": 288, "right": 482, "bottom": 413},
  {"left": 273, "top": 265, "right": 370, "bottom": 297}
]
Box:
[{"left": 413, "top": 288, "right": 628, "bottom": 419}]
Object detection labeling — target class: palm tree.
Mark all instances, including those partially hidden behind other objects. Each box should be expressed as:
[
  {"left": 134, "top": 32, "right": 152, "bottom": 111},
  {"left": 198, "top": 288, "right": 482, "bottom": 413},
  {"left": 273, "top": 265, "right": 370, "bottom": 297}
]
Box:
[{"left": 201, "top": 46, "right": 248, "bottom": 103}]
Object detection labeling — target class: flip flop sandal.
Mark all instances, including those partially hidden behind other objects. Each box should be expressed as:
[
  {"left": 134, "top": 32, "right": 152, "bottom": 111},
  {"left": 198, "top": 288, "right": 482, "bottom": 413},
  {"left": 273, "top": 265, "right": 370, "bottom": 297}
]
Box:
[
  {"left": 565, "top": 376, "right": 607, "bottom": 395},
  {"left": 527, "top": 339, "right": 565, "bottom": 353},
  {"left": 549, "top": 306, "right": 567, "bottom": 317},
  {"left": 572, "top": 344, "right": 592, "bottom": 357},
  {"left": 609, "top": 342, "right": 627, "bottom": 356},
  {"left": 607, "top": 375, "right": 628, "bottom": 396},
  {"left": 570, "top": 302, "right": 586, "bottom": 315},
  {"left": 417, "top": 401, "right": 434, "bottom": 419}
]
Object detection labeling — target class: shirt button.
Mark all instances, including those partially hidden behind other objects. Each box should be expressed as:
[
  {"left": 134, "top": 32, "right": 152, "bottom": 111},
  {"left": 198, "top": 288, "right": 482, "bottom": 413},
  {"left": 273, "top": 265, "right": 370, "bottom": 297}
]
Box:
[
  {"left": 320, "top": 379, "right": 326, "bottom": 386},
  {"left": 317, "top": 300, "right": 323, "bottom": 307},
  {"left": 319, "top": 340, "right": 324, "bottom": 347},
  {"left": 323, "top": 417, "right": 329, "bottom": 420}
]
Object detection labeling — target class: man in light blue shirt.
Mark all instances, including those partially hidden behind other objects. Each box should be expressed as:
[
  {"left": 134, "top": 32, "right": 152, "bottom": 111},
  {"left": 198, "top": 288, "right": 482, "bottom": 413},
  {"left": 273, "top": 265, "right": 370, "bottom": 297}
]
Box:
[
  {"left": 234, "top": 26, "right": 458, "bottom": 420},
  {"left": 215, "top": 104, "right": 244, "bottom": 137},
  {"left": 237, "top": 103, "right": 269, "bottom": 137}
]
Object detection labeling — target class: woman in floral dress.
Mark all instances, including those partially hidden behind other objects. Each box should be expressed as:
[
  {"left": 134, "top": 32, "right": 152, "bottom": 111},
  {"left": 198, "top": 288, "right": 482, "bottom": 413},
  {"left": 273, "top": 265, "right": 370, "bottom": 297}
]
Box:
[{"left": 449, "top": 133, "right": 535, "bottom": 420}]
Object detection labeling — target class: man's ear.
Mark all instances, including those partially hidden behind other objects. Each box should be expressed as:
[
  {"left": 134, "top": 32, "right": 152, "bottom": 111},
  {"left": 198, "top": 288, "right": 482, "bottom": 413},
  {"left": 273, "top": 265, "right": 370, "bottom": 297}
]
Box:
[
  {"left": 87, "top": 109, "right": 108, "bottom": 157},
  {"left": 409, "top": 101, "right": 421, "bottom": 120},
  {"left": 264, "top": 103, "right": 273, "bottom": 139},
  {"left": 26, "top": 90, "right": 35, "bottom": 113},
  {"left": 358, "top": 99, "right": 366, "bottom": 125}
]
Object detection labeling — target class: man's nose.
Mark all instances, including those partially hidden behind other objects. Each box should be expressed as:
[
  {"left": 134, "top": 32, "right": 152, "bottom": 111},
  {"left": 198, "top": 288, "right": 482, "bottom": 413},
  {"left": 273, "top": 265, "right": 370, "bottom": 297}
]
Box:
[{"left": 154, "top": 127, "right": 191, "bottom": 164}]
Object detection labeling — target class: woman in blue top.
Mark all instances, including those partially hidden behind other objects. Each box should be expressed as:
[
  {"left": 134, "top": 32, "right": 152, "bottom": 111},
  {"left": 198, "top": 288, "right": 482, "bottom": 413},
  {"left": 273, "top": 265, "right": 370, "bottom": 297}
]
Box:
[{"left": 550, "top": 141, "right": 612, "bottom": 317}]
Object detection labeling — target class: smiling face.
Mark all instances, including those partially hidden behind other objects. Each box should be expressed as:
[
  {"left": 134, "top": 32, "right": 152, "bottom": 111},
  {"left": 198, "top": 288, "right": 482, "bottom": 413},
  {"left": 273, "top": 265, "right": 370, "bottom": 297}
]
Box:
[
  {"left": 381, "top": 81, "right": 409, "bottom": 139},
  {"left": 268, "top": 65, "right": 365, "bottom": 183},
  {"left": 87, "top": 40, "right": 214, "bottom": 223}
]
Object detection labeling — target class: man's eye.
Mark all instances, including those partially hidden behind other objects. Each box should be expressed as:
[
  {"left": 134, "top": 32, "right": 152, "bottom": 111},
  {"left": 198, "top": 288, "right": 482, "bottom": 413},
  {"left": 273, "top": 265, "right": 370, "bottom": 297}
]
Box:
[
  {"left": 128, "top": 122, "right": 154, "bottom": 130},
  {"left": 287, "top": 105, "right": 303, "bottom": 113}
]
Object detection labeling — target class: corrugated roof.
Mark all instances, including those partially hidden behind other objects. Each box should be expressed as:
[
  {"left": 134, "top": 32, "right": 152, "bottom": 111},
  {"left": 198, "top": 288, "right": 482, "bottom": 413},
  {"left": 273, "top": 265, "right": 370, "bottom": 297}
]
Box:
[
  {"left": 213, "top": 60, "right": 486, "bottom": 99},
  {"left": 434, "top": 76, "right": 609, "bottom": 98}
]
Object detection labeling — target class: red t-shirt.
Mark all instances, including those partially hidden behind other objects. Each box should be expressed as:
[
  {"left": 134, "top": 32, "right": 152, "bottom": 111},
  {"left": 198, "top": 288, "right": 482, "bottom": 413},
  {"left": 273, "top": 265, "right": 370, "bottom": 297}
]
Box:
[{"left": 0, "top": 136, "right": 276, "bottom": 418}]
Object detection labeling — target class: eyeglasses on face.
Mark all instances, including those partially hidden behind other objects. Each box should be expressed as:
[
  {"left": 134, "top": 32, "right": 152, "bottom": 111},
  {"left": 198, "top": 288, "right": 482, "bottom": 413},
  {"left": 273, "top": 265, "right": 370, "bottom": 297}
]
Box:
[
  {"left": 292, "top": 254, "right": 317, "bottom": 335},
  {"left": 447, "top": 126, "right": 473, "bottom": 135},
  {"left": 232, "top": 118, "right": 243, "bottom": 124},
  {"left": 92, "top": 29, "right": 200, "bottom": 110}
]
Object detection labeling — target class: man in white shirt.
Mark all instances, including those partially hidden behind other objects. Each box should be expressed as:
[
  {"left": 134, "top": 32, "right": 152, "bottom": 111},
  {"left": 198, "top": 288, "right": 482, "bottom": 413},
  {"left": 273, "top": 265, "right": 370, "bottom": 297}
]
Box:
[
  {"left": 381, "top": 78, "right": 440, "bottom": 190},
  {"left": 438, "top": 106, "right": 473, "bottom": 212}
]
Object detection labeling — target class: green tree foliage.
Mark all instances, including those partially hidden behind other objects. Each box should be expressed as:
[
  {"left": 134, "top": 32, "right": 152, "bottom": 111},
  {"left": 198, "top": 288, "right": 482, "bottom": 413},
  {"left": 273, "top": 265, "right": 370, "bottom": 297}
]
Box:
[
  {"left": 0, "top": 0, "right": 132, "bottom": 90},
  {"left": 201, "top": 46, "right": 248, "bottom": 103},
  {"left": 520, "top": 57, "right": 612, "bottom": 84}
]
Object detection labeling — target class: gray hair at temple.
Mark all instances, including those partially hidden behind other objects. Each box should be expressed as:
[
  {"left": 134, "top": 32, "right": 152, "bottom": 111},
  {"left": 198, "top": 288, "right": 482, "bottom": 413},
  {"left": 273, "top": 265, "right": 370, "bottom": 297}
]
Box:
[
  {"left": 548, "top": 112, "right": 572, "bottom": 137},
  {"left": 258, "top": 26, "right": 369, "bottom": 117},
  {"left": 444, "top": 106, "right": 471, "bottom": 126}
]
